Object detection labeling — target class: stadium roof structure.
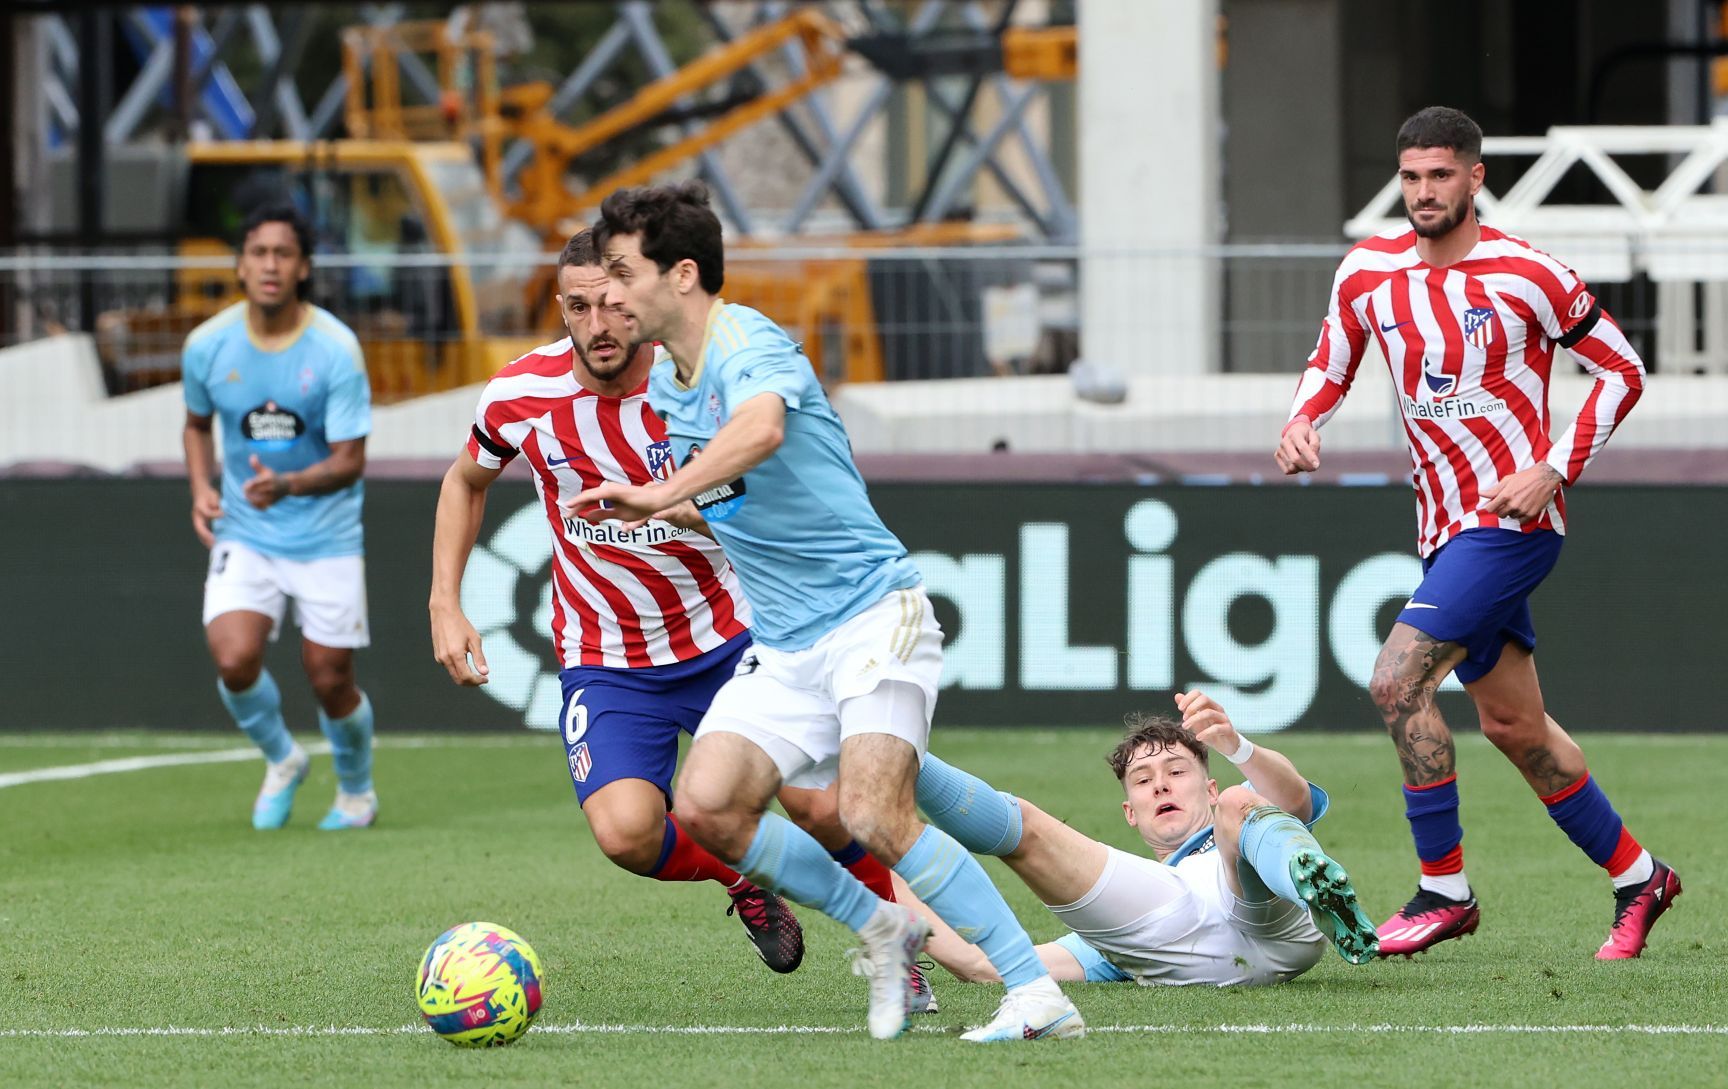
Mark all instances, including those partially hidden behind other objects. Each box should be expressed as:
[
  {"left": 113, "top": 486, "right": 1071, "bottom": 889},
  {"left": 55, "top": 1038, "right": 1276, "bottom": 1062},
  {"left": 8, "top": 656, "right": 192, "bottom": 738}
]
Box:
[{"left": 1344, "top": 120, "right": 1728, "bottom": 285}]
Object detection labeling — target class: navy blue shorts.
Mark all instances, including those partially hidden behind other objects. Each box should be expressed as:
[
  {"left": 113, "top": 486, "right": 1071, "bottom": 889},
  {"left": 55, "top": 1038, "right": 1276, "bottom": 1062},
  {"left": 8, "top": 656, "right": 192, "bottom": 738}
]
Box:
[
  {"left": 556, "top": 632, "right": 751, "bottom": 806},
  {"left": 1396, "top": 528, "right": 1563, "bottom": 684}
]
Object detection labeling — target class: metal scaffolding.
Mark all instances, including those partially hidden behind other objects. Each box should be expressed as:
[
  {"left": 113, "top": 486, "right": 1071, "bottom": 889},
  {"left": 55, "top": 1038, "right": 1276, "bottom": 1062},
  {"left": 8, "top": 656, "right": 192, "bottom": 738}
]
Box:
[{"left": 20, "top": 1, "right": 1077, "bottom": 242}]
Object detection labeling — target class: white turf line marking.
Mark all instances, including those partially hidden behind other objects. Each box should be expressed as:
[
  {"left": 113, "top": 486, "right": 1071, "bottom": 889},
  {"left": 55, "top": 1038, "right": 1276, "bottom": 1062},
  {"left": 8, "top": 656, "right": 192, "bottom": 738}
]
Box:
[
  {"left": 3, "top": 1023, "right": 1725, "bottom": 1039},
  {"left": 0, "top": 737, "right": 550, "bottom": 790}
]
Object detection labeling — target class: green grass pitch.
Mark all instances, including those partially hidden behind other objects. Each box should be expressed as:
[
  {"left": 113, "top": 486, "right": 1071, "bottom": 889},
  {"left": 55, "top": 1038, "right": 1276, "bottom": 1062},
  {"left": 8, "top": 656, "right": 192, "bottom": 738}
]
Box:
[{"left": 2, "top": 729, "right": 1723, "bottom": 1089}]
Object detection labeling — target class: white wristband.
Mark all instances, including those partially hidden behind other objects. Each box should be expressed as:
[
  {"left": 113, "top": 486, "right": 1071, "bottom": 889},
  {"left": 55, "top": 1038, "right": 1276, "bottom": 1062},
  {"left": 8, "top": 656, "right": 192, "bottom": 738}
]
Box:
[{"left": 1223, "top": 736, "right": 1256, "bottom": 766}]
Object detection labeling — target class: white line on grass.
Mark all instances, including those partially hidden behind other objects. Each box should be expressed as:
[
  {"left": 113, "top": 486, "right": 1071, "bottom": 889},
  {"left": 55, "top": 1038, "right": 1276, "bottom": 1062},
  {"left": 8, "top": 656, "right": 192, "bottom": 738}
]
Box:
[
  {"left": 0, "top": 746, "right": 298, "bottom": 789},
  {"left": 0, "top": 733, "right": 554, "bottom": 750},
  {"left": 3, "top": 1022, "right": 1725, "bottom": 1039},
  {"left": 0, "top": 736, "right": 558, "bottom": 790}
]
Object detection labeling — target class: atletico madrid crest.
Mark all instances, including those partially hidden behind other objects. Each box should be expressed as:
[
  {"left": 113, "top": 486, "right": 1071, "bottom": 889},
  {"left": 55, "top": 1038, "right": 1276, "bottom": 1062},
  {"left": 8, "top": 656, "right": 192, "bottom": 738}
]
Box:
[
  {"left": 568, "top": 742, "right": 592, "bottom": 783},
  {"left": 1462, "top": 307, "right": 1495, "bottom": 349},
  {"left": 646, "top": 439, "right": 673, "bottom": 481}
]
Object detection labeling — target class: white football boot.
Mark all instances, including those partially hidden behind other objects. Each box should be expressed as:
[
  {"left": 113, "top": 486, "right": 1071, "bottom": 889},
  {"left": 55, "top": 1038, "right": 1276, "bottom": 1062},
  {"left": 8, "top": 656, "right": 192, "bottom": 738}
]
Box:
[
  {"left": 960, "top": 979, "right": 1086, "bottom": 1043},
  {"left": 252, "top": 743, "right": 309, "bottom": 830},
  {"left": 317, "top": 789, "right": 378, "bottom": 831},
  {"left": 849, "top": 904, "right": 932, "bottom": 1040}
]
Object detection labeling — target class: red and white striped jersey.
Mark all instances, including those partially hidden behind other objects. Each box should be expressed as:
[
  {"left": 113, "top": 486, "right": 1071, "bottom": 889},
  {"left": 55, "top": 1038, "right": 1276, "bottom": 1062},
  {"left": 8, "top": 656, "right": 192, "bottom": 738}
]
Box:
[
  {"left": 1289, "top": 224, "right": 1646, "bottom": 556},
  {"left": 466, "top": 338, "right": 751, "bottom": 669}
]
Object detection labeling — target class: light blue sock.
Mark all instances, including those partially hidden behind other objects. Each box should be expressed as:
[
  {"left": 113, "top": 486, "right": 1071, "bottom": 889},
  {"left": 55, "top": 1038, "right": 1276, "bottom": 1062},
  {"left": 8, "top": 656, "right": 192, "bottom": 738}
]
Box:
[
  {"left": 218, "top": 670, "right": 292, "bottom": 764},
  {"left": 318, "top": 691, "right": 374, "bottom": 795},
  {"left": 1238, "top": 806, "right": 1322, "bottom": 906},
  {"left": 916, "top": 754, "right": 1023, "bottom": 855},
  {"left": 738, "top": 811, "right": 878, "bottom": 932},
  {"left": 893, "top": 825, "right": 1045, "bottom": 989}
]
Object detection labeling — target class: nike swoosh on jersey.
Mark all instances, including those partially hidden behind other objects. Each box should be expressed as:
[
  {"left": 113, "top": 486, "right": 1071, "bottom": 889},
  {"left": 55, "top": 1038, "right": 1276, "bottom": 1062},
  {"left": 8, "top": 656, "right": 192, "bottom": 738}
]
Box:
[
  {"left": 1380, "top": 320, "right": 1412, "bottom": 332},
  {"left": 546, "top": 454, "right": 587, "bottom": 467},
  {"left": 1404, "top": 602, "right": 1439, "bottom": 610}
]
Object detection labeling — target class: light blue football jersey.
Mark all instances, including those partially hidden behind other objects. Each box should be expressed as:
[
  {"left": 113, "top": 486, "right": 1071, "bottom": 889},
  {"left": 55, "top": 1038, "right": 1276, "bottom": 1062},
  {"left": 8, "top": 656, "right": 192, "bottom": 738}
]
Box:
[
  {"left": 181, "top": 302, "right": 371, "bottom": 560},
  {"left": 648, "top": 301, "right": 920, "bottom": 650}
]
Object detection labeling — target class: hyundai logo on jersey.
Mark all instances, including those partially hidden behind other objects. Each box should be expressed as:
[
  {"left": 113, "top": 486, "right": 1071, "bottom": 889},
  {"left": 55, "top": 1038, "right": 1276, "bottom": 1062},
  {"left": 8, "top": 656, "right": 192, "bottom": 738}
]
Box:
[{"left": 241, "top": 401, "right": 306, "bottom": 450}]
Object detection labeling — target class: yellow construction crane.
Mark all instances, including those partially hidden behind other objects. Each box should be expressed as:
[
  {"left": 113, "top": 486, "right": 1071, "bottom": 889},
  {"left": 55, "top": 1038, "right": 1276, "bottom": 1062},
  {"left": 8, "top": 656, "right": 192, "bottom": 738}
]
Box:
[{"left": 103, "top": 12, "right": 1072, "bottom": 398}]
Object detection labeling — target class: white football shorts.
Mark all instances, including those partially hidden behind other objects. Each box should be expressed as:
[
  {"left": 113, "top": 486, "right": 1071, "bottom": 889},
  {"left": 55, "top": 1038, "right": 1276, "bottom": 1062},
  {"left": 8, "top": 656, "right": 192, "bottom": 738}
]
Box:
[
  {"left": 1049, "top": 845, "right": 1326, "bottom": 987},
  {"left": 696, "top": 585, "right": 943, "bottom": 789},
  {"left": 202, "top": 539, "right": 371, "bottom": 649}
]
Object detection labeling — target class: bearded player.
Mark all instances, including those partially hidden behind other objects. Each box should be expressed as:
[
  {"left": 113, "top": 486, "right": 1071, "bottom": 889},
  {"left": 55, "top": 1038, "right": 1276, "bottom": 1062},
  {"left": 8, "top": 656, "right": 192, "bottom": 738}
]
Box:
[
  {"left": 430, "top": 230, "right": 932, "bottom": 1003},
  {"left": 1276, "top": 106, "right": 1679, "bottom": 960}
]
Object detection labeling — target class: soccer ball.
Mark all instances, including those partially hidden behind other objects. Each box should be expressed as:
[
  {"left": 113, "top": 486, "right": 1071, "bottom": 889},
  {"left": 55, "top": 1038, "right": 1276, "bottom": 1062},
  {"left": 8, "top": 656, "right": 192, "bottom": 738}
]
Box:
[{"left": 416, "top": 922, "right": 544, "bottom": 1047}]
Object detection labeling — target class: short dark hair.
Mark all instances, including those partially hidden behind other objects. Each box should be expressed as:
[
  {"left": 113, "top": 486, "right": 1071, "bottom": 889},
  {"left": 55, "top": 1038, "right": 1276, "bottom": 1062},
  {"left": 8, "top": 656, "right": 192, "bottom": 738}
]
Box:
[
  {"left": 593, "top": 181, "right": 724, "bottom": 294},
  {"left": 1107, "top": 712, "right": 1209, "bottom": 781},
  {"left": 558, "top": 228, "right": 599, "bottom": 271},
  {"left": 1396, "top": 106, "right": 1483, "bottom": 162},
  {"left": 239, "top": 201, "right": 314, "bottom": 261}
]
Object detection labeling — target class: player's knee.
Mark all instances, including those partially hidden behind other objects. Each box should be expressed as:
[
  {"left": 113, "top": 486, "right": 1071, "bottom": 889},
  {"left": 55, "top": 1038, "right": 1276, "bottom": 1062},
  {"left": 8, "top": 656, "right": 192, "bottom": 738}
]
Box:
[
  {"left": 211, "top": 649, "right": 263, "bottom": 691},
  {"left": 588, "top": 816, "right": 664, "bottom": 874},
  {"left": 783, "top": 792, "right": 849, "bottom": 850},
  {"left": 1369, "top": 650, "right": 1423, "bottom": 723},
  {"left": 1216, "top": 785, "right": 1260, "bottom": 821},
  {"left": 1476, "top": 700, "right": 1538, "bottom": 750},
  {"left": 838, "top": 797, "right": 916, "bottom": 863},
  {"left": 670, "top": 786, "right": 747, "bottom": 859},
  {"left": 1214, "top": 786, "right": 1266, "bottom": 836},
  {"left": 303, "top": 656, "right": 355, "bottom": 706}
]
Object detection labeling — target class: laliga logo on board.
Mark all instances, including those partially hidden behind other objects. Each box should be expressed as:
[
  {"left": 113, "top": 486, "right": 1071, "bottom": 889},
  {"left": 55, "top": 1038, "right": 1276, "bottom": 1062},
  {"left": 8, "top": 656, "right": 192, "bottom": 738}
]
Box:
[
  {"left": 461, "top": 497, "right": 1459, "bottom": 733},
  {"left": 460, "top": 502, "right": 565, "bottom": 729}
]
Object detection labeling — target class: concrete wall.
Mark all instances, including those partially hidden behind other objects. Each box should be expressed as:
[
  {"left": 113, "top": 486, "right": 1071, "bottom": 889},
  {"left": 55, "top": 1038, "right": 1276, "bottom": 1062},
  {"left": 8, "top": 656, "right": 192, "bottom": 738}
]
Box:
[{"left": 5, "top": 333, "right": 1725, "bottom": 470}]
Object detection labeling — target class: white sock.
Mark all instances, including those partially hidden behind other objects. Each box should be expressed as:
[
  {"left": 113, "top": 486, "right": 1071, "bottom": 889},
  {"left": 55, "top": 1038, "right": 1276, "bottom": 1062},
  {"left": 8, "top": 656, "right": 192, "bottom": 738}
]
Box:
[
  {"left": 332, "top": 790, "right": 376, "bottom": 817},
  {"left": 1611, "top": 850, "right": 1654, "bottom": 889},
  {"left": 858, "top": 900, "right": 903, "bottom": 940},
  {"left": 1418, "top": 872, "right": 1471, "bottom": 901},
  {"left": 1006, "top": 975, "right": 1063, "bottom": 1000}
]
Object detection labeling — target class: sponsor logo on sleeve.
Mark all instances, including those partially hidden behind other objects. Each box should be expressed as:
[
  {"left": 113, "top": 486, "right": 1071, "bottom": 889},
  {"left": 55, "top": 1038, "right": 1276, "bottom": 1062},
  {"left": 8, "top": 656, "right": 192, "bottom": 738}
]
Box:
[{"left": 682, "top": 444, "right": 748, "bottom": 521}]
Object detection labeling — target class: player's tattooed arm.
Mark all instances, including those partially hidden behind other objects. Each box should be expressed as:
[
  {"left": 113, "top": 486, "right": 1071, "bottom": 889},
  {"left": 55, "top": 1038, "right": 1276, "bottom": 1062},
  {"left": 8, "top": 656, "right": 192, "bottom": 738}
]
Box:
[
  {"left": 1478, "top": 462, "right": 1563, "bottom": 521},
  {"left": 288, "top": 438, "right": 366, "bottom": 496}
]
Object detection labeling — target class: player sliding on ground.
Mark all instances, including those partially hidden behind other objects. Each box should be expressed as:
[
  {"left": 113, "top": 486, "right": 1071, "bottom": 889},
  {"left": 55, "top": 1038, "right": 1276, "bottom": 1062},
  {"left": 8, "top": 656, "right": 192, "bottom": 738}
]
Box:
[
  {"left": 912, "top": 691, "right": 1379, "bottom": 988},
  {"left": 568, "top": 181, "right": 1083, "bottom": 1042},
  {"left": 1278, "top": 106, "right": 1679, "bottom": 960},
  {"left": 431, "top": 230, "right": 932, "bottom": 1000}
]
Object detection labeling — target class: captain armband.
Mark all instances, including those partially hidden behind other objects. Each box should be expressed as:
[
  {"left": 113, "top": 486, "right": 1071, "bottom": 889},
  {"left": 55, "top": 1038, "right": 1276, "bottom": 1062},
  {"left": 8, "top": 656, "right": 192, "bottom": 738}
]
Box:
[{"left": 1556, "top": 300, "right": 1602, "bottom": 349}]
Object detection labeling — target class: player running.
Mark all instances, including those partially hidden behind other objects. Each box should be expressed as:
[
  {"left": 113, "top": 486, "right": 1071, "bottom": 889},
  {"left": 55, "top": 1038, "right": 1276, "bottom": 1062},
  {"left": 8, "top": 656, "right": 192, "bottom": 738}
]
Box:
[
  {"left": 430, "top": 230, "right": 931, "bottom": 996},
  {"left": 913, "top": 691, "right": 1378, "bottom": 987},
  {"left": 181, "top": 202, "right": 378, "bottom": 832},
  {"left": 567, "top": 181, "right": 1083, "bottom": 1042},
  {"left": 1276, "top": 106, "right": 1680, "bottom": 960}
]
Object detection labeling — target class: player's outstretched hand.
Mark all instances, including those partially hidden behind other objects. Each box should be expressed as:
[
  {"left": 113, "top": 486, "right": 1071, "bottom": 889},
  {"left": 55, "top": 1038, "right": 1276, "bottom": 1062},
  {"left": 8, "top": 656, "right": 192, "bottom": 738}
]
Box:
[
  {"left": 242, "top": 454, "right": 289, "bottom": 510},
  {"left": 1478, "top": 463, "right": 1563, "bottom": 522},
  {"left": 1274, "top": 417, "right": 1322, "bottom": 475},
  {"left": 1175, "top": 689, "right": 1243, "bottom": 757},
  {"left": 561, "top": 481, "right": 663, "bottom": 530},
  {"left": 430, "top": 605, "right": 490, "bottom": 686},
  {"left": 190, "top": 487, "right": 223, "bottom": 548}
]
